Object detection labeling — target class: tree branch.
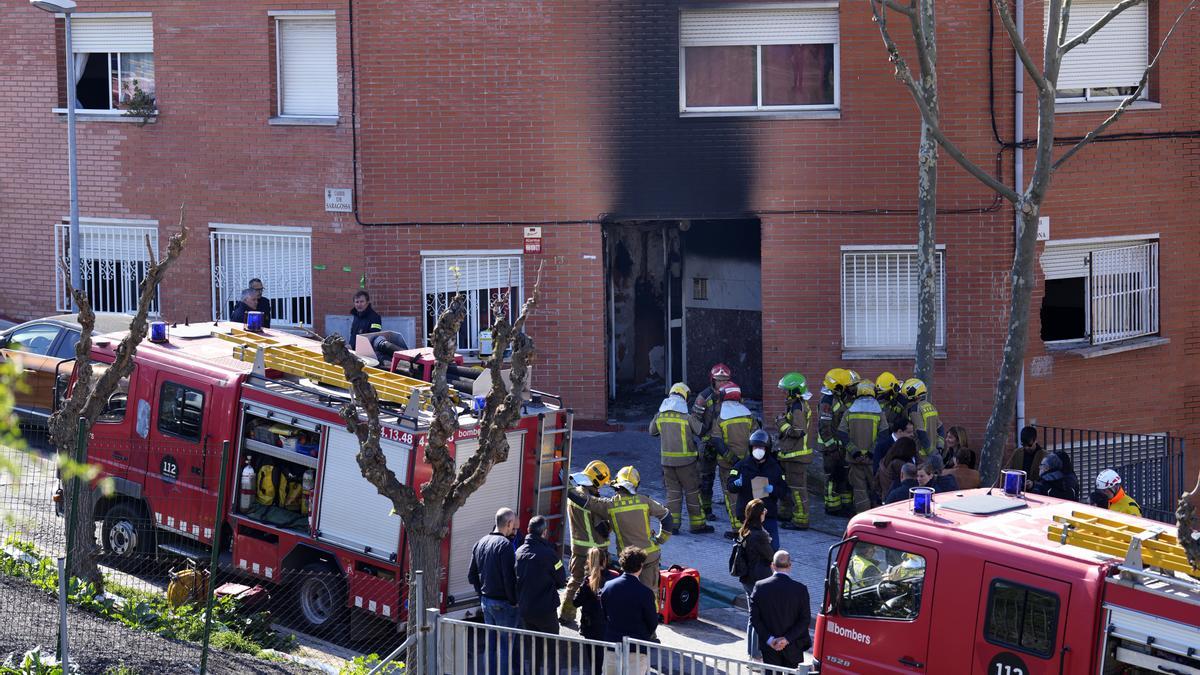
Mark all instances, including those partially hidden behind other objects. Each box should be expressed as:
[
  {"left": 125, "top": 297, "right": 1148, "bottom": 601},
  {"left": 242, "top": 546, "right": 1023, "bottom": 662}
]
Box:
[
  {"left": 1060, "top": 0, "right": 1149, "bottom": 54},
  {"left": 1052, "top": 0, "right": 1195, "bottom": 170},
  {"left": 871, "top": 0, "right": 1021, "bottom": 202},
  {"left": 417, "top": 293, "right": 468, "bottom": 507},
  {"left": 994, "top": 0, "right": 1051, "bottom": 92},
  {"left": 879, "top": 0, "right": 915, "bottom": 17}
]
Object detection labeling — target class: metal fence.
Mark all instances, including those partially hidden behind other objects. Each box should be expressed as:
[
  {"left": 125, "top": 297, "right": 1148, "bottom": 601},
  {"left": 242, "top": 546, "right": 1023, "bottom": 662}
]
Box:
[
  {"left": 1039, "top": 425, "right": 1186, "bottom": 522},
  {"left": 0, "top": 422, "right": 406, "bottom": 674}
]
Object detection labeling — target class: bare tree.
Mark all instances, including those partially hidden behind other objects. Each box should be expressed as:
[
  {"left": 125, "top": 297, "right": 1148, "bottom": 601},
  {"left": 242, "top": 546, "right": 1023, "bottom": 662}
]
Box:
[
  {"left": 870, "top": 0, "right": 1196, "bottom": 484},
  {"left": 322, "top": 266, "right": 542, "bottom": 637},
  {"left": 49, "top": 212, "right": 189, "bottom": 587}
]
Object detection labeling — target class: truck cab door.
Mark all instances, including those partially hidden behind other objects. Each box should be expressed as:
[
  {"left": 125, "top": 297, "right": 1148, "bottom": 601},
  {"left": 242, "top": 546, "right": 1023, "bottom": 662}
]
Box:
[
  {"left": 971, "top": 564, "right": 1072, "bottom": 675},
  {"left": 85, "top": 363, "right": 139, "bottom": 482},
  {"left": 819, "top": 536, "right": 938, "bottom": 674},
  {"left": 143, "top": 375, "right": 214, "bottom": 541}
]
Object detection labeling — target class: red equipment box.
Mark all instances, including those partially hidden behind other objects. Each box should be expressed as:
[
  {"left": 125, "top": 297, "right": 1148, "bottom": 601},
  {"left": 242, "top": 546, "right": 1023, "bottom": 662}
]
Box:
[{"left": 659, "top": 564, "right": 700, "bottom": 624}]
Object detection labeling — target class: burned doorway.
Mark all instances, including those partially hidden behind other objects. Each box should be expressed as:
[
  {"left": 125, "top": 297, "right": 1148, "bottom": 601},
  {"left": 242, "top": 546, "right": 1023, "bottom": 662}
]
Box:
[{"left": 604, "top": 220, "right": 762, "bottom": 420}]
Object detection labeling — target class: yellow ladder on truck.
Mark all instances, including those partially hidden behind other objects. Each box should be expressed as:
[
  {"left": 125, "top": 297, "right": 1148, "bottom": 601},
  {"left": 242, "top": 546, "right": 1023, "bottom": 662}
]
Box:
[
  {"left": 1047, "top": 511, "right": 1199, "bottom": 579},
  {"left": 214, "top": 328, "right": 450, "bottom": 410}
]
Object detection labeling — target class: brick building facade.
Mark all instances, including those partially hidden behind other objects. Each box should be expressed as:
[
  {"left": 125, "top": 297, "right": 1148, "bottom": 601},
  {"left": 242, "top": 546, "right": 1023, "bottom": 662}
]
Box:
[{"left": 2, "top": 0, "right": 1196, "bottom": 474}]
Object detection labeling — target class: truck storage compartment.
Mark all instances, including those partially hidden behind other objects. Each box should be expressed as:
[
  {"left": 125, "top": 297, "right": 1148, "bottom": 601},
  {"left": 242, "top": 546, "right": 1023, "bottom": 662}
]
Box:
[{"left": 238, "top": 409, "right": 320, "bottom": 533}]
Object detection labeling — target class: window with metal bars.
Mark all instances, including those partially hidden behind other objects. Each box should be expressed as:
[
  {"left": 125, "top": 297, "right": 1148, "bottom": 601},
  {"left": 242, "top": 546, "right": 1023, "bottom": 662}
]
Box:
[
  {"left": 421, "top": 254, "right": 523, "bottom": 353},
  {"left": 210, "top": 229, "right": 313, "bottom": 327},
  {"left": 54, "top": 221, "right": 159, "bottom": 314},
  {"left": 1089, "top": 242, "right": 1158, "bottom": 344},
  {"left": 841, "top": 249, "right": 945, "bottom": 353}
]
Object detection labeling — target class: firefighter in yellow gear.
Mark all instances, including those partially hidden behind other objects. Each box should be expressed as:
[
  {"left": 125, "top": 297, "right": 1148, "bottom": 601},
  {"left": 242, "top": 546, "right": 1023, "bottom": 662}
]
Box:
[
  {"left": 712, "top": 383, "right": 759, "bottom": 537},
  {"left": 1096, "top": 469, "right": 1142, "bottom": 517},
  {"left": 819, "top": 368, "right": 858, "bottom": 515},
  {"left": 840, "top": 380, "right": 884, "bottom": 514},
  {"left": 775, "top": 372, "right": 814, "bottom": 530},
  {"left": 875, "top": 372, "right": 907, "bottom": 427},
  {"left": 902, "top": 378, "right": 944, "bottom": 457},
  {"left": 567, "top": 466, "right": 672, "bottom": 604},
  {"left": 559, "top": 460, "right": 612, "bottom": 625},
  {"left": 650, "top": 383, "right": 715, "bottom": 534},
  {"left": 691, "top": 363, "right": 732, "bottom": 521},
  {"left": 847, "top": 544, "right": 885, "bottom": 592}
]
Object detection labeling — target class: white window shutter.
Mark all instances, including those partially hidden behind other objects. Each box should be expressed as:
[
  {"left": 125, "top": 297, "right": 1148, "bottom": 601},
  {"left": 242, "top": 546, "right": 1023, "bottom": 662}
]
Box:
[
  {"left": 841, "top": 250, "right": 944, "bottom": 351},
  {"left": 70, "top": 16, "right": 153, "bottom": 53},
  {"left": 680, "top": 7, "right": 840, "bottom": 46},
  {"left": 1056, "top": 0, "right": 1147, "bottom": 90},
  {"left": 278, "top": 18, "right": 338, "bottom": 117},
  {"left": 1040, "top": 238, "right": 1149, "bottom": 279}
]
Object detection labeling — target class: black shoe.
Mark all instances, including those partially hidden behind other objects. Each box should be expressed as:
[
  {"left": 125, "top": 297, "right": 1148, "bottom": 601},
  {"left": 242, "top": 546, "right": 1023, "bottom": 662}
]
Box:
[
  {"left": 690, "top": 525, "right": 715, "bottom": 534},
  {"left": 705, "top": 511, "right": 719, "bottom": 522},
  {"left": 780, "top": 521, "right": 806, "bottom": 531},
  {"left": 670, "top": 528, "right": 680, "bottom": 536},
  {"left": 723, "top": 530, "right": 737, "bottom": 540}
]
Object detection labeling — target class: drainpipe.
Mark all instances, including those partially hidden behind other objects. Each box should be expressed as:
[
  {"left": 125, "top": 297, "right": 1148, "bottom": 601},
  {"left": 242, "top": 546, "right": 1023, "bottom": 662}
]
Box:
[{"left": 1014, "top": 0, "right": 1027, "bottom": 435}]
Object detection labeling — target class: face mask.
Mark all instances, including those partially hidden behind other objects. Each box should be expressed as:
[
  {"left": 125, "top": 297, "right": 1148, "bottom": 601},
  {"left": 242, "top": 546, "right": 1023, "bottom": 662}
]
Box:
[{"left": 752, "top": 448, "right": 766, "bottom": 461}]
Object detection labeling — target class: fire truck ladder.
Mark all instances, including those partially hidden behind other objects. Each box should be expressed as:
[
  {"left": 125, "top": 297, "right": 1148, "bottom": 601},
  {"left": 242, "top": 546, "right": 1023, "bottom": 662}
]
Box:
[
  {"left": 1048, "top": 511, "right": 1200, "bottom": 580},
  {"left": 533, "top": 410, "right": 574, "bottom": 546},
  {"left": 215, "top": 328, "right": 447, "bottom": 415}
]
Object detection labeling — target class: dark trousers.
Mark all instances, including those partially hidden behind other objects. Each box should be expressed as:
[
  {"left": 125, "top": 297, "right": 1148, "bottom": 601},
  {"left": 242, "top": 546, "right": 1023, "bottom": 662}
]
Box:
[
  {"left": 763, "top": 646, "right": 802, "bottom": 668},
  {"left": 521, "top": 612, "right": 560, "bottom": 673}
]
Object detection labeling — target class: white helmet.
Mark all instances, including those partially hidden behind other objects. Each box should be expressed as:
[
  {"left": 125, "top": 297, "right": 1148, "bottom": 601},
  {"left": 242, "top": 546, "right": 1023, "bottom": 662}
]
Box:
[{"left": 1095, "top": 469, "right": 1122, "bottom": 490}]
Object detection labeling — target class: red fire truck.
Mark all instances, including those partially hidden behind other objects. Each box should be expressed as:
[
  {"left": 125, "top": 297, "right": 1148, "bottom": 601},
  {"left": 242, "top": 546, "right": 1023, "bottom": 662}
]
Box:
[
  {"left": 73, "top": 322, "right": 571, "bottom": 632},
  {"left": 813, "top": 488, "right": 1200, "bottom": 674}
]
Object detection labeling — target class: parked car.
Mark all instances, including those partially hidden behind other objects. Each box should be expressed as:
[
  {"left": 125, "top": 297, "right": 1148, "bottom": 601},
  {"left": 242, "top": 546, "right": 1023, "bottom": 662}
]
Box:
[{"left": 0, "top": 313, "right": 133, "bottom": 426}]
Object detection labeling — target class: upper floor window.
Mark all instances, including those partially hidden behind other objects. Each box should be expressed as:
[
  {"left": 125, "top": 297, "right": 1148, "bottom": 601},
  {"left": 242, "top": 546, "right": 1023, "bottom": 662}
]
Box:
[
  {"left": 63, "top": 14, "right": 155, "bottom": 112},
  {"left": 841, "top": 247, "right": 946, "bottom": 355},
  {"left": 1054, "top": 0, "right": 1149, "bottom": 102},
  {"left": 679, "top": 6, "right": 839, "bottom": 114},
  {"left": 274, "top": 13, "right": 338, "bottom": 118}
]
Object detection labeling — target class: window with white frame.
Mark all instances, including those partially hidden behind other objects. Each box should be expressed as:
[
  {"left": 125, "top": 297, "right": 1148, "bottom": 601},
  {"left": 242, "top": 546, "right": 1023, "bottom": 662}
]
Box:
[
  {"left": 274, "top": 13, "right": 338, "bottom": 118},
  {"left": 210, "top": 227, "right": 313, "bottom": 327},
  {"left": 1053, "top": 0, "right": 1149, "bottom": 102},
  {"left": 54, "top": 219, "right": 159, "bottom": 314},
  {"left": 1039, "top": 237, "right": 1158, "bottom": 345},
  {"left": 841, "top": 248, "right": 945, "bottom": 353},
  {"left": 679, "top": 6, "right": 839, "bottom": 113},
  {"left": 421, "top": 253, "right": 523, "bottom": 353},
  {"left": 60, "top": 14, "right": 155, "bottom": 112}
]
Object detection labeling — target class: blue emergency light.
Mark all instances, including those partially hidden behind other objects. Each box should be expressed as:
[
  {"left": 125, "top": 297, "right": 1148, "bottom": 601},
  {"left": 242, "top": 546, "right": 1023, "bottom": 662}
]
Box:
[
  {"left": 149, "top": 321, "right": 168, "bottom": 343},
  {"left": 473, "top": 395, "right": 486, "bottom": 414},
  {"left": 245, "top": 311, "right": 264, "bottom": 332},
  {"left": 1002, "top": 469, "right": 1027, "bottom": 497},
  {"left": 910, "top": 487, "right": 934, "bottom": 517}
]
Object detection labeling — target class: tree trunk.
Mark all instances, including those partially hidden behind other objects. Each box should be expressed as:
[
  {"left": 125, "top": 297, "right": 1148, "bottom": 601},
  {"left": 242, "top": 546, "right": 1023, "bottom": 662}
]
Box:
[
  {"left": 66, "top": 473, "right": 101, "bottom": 586},
  {"left": 978, "top": 205, "right": 1043, "bottom": 486},
  {"left": 405, "top": 524, "right": 445, "bottom": 640},
  {"left": 914, "top": 119, "right": 939, "bottom": 390}
]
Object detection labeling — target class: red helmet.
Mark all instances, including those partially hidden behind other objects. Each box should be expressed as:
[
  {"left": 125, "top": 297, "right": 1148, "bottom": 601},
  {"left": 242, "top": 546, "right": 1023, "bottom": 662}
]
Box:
[
  {"left": 718, "top": 382, "right": 742, "bottom": 402},
  {"left": 710, "top": 363, "right": 733, "bottom": 381}
]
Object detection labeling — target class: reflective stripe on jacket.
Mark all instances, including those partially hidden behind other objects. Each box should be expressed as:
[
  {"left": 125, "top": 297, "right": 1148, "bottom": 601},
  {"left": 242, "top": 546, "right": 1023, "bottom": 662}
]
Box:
[
  {"left": 584, "top": 493, "right": 668, "bottom": 555},
  {"left": 777, "top": 398, "right": 812, "bottom": 460},
  {"left": 1108, "top": 488, "right": 1142, "bottom": 517},
  {"left": 568, "top": 499, "right": 608, "bottom": 550},
  {"left": 840, "top": 397, "right": 883, "bottom": 459},
  {"left": 650, "top": 398, "right": 700, "bottom": 467},
  {"left": 908, "top": 400, "right": 944, "bottom": 455},
  {"left": 817, "top": 392, "right": 846, "bottom": 451}
]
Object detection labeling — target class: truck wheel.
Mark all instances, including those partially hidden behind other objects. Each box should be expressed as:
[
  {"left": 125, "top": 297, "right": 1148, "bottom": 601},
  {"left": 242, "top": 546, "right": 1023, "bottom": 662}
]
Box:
[
  {"left": 294, "top": 563, "right": 346, "bottom": 635},
  {"left": 102, "top": 502, "right": 151, "bottom": 558}
]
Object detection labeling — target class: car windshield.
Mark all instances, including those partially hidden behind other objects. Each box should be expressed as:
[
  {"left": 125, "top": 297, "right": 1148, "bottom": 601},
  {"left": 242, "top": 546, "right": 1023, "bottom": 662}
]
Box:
[
  {"left": 5, "top": 324, "right": 62, "bottom": 356},
  {"left": 53, "top": 331, "right": 81, "bottom": 359}
]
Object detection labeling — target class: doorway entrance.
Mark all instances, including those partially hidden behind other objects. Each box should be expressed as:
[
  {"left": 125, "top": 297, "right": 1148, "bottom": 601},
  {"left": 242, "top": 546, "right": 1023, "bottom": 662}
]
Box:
[{"left": 603, "top": 220, "right": 761, "bottom": 421}]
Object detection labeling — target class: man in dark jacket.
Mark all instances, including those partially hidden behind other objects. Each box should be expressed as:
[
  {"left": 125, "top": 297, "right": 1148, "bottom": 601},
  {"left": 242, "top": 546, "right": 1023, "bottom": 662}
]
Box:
[
  {"left": 885, "top": 462, "right": 920, "bottom": 504},
  {"left": 514, "top": 516, "right": 567, "bottom": 634},
  {"left": 349, "top": 290, "right": 383, "bottom": 344},
  {"left": 248, "top": 278, "right": 273, "bottom": 328},
  {"left": 230, "top": 288, "right": 259, "bottom": 324},
  {"left": 1032, "top": 453, "right": 1078, "bottom": 501},
  {"left": 750, "top": 550, "right": 811, "bottom": 668},
  {"left": 726, "top": 430, "right": 788, "bottom": 546},
  {"left": 919, "top": 454, "right": 958, "bottom": 494},
  {"left": 872, "top": 416, "right": 914, "bottom": 473},
  {"left": 468, "top": 508, "right": 520, "bottom": 675},
  {"left": 600, "top": 547, "right": 659, "bottom": 673}
]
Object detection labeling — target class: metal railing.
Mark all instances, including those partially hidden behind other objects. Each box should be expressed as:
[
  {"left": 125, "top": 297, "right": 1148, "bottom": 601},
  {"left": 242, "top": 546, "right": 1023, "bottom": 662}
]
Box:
[
  {"left": 1039, "top": 425, "right": 1186, "bottom": 522},
  {"left": 622, "top": 637, "right": 810, "bottom": 674}
]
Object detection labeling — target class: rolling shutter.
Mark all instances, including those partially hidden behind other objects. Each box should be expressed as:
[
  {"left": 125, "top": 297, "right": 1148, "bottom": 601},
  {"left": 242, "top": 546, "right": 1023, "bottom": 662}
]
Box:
[
  {"left": 444, "top": 431, "right": 526, "bottom": 605},
  {"left": 1039, "top": 238, "right": 1147, "bottom": 280},
  {"left": 1055, "top": 0, "right": 1147, "bottom": 90},
  {"left": 680, "top": 7, "right": 840, "bottom": 46},
  {"left": 841, "top": 250, "right": 945, "bottom": 350},
  {"left": 70, "top": 16, "right": 153, "bottom": 53},
  {"left": 278, "top": 17, "right": 338, "bottom": 117},
  {"left": 317, "top": 427, "right": 409, "bottom": 561}
]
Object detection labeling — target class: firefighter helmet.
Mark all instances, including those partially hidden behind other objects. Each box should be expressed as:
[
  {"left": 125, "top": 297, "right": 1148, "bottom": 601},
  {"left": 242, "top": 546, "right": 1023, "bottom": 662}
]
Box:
[
  {"left": 1095, "top": 469, "right": 1122, "bottom": 491},
  {"left": 749, "top": 429, "right": 772, "bottom": 450},
  {"left": 846, "top": 369, "right": 863, "bottom": 385},
  {"left": 584, "top": 460, "right": 611, "bottom": 487},
  {"left": 614, "top": 465, "right": 641, "bottom": 493},
  {"left": 855, "top": 380, "right": 876, "bottom": 399},
  {"left": 876, "top": 371, "right": 901, "bottom": 397},
  {"left": 718, "top": 382, "right": 742, "bottom": 402},
  {"left": 669, "top": 382, "right": 690, "bottom": 399},
  {"left": 777, "top": 372, "right": 812, "bottom": 400},
  {"left": 902, "top": 378, "right": 928, "bottom": 400},
  {"left": 709, "top": 363, "right": 733, "bottom": 381},
  {"left": 823, "top": 368, "right": 854, "bottom": 394}
]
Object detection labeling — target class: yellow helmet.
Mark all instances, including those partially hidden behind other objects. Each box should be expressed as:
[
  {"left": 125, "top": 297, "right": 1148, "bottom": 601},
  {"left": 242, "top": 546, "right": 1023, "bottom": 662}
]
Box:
[
  {"left": 846, "top": 369, "right": 862, "bottom": 386},
  {"left": 614, "top": 465, "right": 641, "bottom": 493},
  {"left": 902, "top": 378, "right": 928, "bottom": 401},
  {"left": 823, "top": 368, "right": 854, "bottom": 394},
  {"left": 855, "top": 379, "right": 876, "bottom": 398},
  {"left": 876, "top": 372, "right": 901, "bottom": 397},
  {"left": 583, "top": 460, "right": 611, "bottom": 487},
  {"left": 669, "top": 382, "right": 690, "bottom": 399}
]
